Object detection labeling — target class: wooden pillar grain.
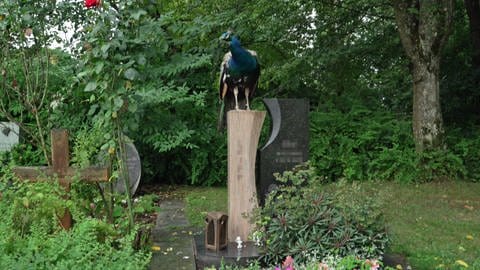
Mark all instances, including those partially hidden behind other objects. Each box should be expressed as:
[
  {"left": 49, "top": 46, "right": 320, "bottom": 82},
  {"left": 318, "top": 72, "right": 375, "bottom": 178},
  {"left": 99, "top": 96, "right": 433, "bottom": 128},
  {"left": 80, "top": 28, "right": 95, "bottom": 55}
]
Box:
[
  {"left": 51, "top": 129, "right": 72, "bottom": 229},
  {"left": 227, "top": 110, "right": 265, "bottom": 241}
]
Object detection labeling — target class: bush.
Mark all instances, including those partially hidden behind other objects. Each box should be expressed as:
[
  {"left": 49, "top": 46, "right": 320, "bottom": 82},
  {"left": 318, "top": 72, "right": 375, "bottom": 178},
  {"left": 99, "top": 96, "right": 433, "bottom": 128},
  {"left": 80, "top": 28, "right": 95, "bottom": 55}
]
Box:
[
  {"left": 0, "top": 218, "right": 151, "bottom": 270},
  {"left": 252, "top": 163, "right": 389, "bottom": 265},
  {"left": 449, "top": 127, "right": 480, "bottom": 182},
  {"left": 310, "top": 107, "right": 469, "bottom": 183},
  {"left": 0, "top": 168, "right": 152, "bottom": 269}
]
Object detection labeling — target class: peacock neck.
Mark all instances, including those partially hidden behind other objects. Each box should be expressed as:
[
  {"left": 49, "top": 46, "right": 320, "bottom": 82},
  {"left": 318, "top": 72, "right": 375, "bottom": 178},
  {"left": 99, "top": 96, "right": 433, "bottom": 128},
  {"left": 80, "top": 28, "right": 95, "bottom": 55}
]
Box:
[
  {"left": 229, "top": 36, "right": 249, "bottom": 61},
  {"left": 229, "top": 36, "right": 256, "bottom": 72}
]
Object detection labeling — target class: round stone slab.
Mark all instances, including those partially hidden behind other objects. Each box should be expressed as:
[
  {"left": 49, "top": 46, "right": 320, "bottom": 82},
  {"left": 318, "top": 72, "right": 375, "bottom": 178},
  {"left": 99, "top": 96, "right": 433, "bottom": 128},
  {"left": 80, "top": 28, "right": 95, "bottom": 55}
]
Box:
[{"left": 114, "top": 142, "right": 141, "bottom": 196}]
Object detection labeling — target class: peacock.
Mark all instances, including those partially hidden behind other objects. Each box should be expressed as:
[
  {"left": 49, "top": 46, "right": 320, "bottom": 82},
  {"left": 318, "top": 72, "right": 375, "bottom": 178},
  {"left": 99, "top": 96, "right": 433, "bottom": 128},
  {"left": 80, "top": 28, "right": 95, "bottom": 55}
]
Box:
[{"left": 217, "top": 30, "right": 260, "bottom": 130}]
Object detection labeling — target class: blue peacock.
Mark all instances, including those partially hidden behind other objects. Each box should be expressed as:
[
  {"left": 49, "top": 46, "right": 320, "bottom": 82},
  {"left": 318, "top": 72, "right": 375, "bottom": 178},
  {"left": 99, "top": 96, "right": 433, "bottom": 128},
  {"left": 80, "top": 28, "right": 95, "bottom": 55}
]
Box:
[{"left": 218, "top": 30, "right": 260, "bottom": 129}]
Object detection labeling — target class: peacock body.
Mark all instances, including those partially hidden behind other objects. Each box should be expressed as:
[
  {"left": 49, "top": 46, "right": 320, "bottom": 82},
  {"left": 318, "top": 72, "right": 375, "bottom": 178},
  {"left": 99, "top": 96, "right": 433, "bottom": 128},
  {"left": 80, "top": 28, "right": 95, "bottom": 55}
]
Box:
[{"left": 218, "top": 31, "right": 260, "bottom": 129}]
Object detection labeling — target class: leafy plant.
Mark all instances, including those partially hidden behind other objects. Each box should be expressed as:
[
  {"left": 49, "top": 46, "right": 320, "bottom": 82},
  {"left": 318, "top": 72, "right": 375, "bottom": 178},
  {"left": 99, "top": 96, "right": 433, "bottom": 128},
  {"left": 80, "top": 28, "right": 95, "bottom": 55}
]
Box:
[
  {"left": 310, "top": 107, "right": 469, "bottom": 183},
  {"left": 8, "top": 180, "right": 68, "bottom": 236},
  {"left": 0, "top": 166, "right": 152, "bottom": 269},
  {"left": 449, "top": 128, "right": 480, "bottom": 182},
  {"left": 0, "top": 218, "right": 150, "bottom": 270},
  {"left": 0, "top": 0, "right": 84, "bottom": 164},
  {"left": 252, "top": 163, "right": 389, "bottom": 265}
]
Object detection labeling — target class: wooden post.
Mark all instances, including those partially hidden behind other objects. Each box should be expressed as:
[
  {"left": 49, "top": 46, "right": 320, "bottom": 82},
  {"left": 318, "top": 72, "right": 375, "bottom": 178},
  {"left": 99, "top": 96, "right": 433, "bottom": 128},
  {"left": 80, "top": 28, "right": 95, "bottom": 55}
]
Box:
[
  {"left": 13, "top": 129, "right": 110, "bottom": 230},
  {"left": 227, "top": 110, "right": 265, "bottom": 241},
  {"left": 52, "top": 129, "right": 72, "bottom": 229}
]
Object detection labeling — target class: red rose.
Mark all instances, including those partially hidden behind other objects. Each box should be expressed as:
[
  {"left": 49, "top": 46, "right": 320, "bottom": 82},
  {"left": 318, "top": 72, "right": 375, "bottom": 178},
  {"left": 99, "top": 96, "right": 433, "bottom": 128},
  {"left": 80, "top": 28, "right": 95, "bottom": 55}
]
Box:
[{"left": 85, "top": 0, "right": 101, "bottom": 8}]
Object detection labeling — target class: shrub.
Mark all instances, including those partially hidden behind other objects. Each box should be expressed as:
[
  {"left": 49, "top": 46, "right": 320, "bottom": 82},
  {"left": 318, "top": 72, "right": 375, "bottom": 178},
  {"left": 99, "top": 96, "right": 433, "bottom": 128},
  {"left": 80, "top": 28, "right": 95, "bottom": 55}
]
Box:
[
  {"left": 310, "top": 107, "right": 415, "bottom": 182},
  {"left": 252, "top": 163, "right": 389, "bottom": 265},
  {"left": 0, "top": 167, "right": 152, "bottom": 269},
  {"left": 0, "top": 218, "right": 151, "bottom": 270},
  {"left": 310, "top": 107, "right": 469, "bottom": 183},
  {"left": 449, "top": 127, "right": 480, "bottom": 182}
]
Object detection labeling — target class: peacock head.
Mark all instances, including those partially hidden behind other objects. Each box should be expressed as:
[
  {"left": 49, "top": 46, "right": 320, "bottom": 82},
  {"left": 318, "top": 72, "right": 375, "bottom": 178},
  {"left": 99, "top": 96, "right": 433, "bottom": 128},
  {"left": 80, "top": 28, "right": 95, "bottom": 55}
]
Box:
[
  {"left": 220, "top": 30, "right": 242, "bottom": 49},
  {"left": 219, "top": 30, "right": 234, "bottom": 42}
]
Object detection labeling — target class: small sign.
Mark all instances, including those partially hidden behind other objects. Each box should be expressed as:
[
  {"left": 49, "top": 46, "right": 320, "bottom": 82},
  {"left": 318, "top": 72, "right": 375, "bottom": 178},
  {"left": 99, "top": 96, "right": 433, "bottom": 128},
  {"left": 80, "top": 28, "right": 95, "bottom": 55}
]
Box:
[{"left": 0, "top": 122, "right": 20, "bottom": 152}]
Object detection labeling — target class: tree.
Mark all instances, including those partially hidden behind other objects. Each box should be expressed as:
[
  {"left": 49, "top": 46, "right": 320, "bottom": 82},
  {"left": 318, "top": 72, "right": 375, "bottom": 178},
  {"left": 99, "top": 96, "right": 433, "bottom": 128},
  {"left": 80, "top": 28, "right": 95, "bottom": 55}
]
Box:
[
  {"left": 0, "top": 1, "right": 83, "bottom": 164},
  {"left": 392, "top": 0, "right": 454, "bottom": 152},
  {"left": 464, "top": 0, "right": 480, "bottom": 76}
]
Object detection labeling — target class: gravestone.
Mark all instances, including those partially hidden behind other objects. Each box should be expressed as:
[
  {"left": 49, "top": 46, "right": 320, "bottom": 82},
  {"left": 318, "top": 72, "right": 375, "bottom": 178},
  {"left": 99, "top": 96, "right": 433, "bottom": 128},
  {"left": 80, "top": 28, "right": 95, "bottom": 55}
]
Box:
[
  {"left": 258, "top": 98, "right": 309, "bottom": 205},
  {"left": 0, "top": 122, "right": 20, "bottom": 152},
  {"left": 114, "top": 142, "right": 141, "bottom": 196}
]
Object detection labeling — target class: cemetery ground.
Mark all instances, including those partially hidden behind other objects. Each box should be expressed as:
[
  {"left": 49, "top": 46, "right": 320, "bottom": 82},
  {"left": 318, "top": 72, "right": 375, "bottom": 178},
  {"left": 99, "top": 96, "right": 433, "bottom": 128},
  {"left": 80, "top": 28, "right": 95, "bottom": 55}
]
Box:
[
  {"left": 1, "top": 165, "right": 479, "bottom": 269},
  {"left": 152, "top": 181, "right": 480, "bottom": 269}
]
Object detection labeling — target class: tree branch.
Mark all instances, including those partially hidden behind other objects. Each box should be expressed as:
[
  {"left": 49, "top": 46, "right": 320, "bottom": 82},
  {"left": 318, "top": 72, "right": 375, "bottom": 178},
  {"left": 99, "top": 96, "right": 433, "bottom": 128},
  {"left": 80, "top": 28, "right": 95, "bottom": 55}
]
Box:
[{"left": 392, "top": 0, "right": 420, "bottom": 61}]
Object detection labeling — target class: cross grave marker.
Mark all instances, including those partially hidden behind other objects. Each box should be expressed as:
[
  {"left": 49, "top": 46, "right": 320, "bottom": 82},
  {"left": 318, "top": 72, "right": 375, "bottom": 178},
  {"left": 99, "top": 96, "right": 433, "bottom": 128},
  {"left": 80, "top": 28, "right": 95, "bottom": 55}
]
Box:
[{"left": 12, "top": 129, "right": 110, "bottom": 229}]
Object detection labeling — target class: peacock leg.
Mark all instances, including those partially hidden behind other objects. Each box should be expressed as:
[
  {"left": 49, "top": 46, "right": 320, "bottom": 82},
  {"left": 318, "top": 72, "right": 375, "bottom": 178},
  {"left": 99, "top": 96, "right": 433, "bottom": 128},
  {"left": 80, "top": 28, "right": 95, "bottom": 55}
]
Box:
[
  {"left": 245, "top": 88, "right": 250, "bottom": 110},
  {"left": 221, "top": 83, "right": 228, "bottom": 99},
  {"left": 234, "top": 87, "right": 239, "bottom": 110}
]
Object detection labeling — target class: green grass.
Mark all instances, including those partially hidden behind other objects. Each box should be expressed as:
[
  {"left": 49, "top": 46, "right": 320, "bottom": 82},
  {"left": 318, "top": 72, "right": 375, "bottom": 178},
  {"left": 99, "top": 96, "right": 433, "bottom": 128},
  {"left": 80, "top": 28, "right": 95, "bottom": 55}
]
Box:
[
  {"left": 375, "top": 181, "right": 480, "bottom": 269},
  {"left": 181, "top": 182, "right": 480, "bottom": 269},
  {"left": 183, "top": 186, "right": 228, "bottom": 228}
]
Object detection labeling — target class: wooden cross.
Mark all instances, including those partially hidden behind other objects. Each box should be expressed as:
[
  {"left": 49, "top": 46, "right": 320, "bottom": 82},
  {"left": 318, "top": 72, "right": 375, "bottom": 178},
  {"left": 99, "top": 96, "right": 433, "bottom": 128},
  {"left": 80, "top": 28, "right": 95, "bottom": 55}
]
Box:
[{"left": 12, "top": 129, "right": 110, "bottom": 230}]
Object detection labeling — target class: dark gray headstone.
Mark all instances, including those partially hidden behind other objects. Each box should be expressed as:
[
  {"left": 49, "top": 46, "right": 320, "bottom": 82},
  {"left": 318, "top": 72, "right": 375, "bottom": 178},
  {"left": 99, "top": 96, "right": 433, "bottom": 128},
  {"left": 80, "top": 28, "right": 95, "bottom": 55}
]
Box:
[
  {"left": 258, "top": 98, "right": 309, "bottom": 205},
  {"left": 0, "top": 122, "right": 19, "bottom": 152},
  {"left": 115, "top": 142, "right": 141, "bottom": 196}
]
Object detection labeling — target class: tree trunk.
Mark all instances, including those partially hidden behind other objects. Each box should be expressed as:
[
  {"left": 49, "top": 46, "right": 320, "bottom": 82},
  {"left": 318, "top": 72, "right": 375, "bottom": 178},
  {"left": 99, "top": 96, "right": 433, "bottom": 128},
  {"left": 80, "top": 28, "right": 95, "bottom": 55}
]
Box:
[
  {"left": 464, "top": 0, "right": 480, "bottom": 73},
  {"left": 392, "top": 0, "right": 453, "bottom": 152},
  {"left": 412, "top": 60, "right": 445, "bottom": 152}
]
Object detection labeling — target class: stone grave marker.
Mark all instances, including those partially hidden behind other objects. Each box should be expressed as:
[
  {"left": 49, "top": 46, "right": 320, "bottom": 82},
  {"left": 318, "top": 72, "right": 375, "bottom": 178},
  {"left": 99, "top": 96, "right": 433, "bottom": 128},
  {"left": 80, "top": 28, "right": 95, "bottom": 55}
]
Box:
[
  {"left": 258, "top": 98, "right": 309, "bottom": 205},
  {"left": 114, "top": 141, "right": 141, "bottom": 196},
  {"left": 0, "top": 122, "right": 20, "bottom": 152}
]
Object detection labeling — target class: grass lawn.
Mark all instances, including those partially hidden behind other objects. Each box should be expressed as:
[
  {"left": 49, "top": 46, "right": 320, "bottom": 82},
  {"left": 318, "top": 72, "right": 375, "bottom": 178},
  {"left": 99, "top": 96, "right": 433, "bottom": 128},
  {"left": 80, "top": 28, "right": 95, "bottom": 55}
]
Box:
[
  {"left": 178, "top": 181, "right": 480, "bottom": 269},
  {"left": 374, "top": 181, "right": 480, "bottom": 269}
]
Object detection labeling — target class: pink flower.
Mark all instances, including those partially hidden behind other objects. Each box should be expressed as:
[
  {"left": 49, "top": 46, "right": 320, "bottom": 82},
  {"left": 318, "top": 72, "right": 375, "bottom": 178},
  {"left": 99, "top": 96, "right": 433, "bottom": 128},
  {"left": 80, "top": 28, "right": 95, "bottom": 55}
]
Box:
[
  {"left": 318, "top": 262, "right": 329, "bottom": 270},
  {"left": 282, "top": 256, "right": 295, "bottom": 270},
  {"left": 365, "top": 259, "right": 380, "bottom": 270},
  {"left": 85, "top": 0, "right": 101, "bottom": 8}
]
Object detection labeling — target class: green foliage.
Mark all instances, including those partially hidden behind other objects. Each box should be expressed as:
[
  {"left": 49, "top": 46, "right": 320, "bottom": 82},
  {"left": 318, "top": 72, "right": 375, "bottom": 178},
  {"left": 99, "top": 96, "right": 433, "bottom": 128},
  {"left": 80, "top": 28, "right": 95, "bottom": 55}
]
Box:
[
  {"left": 9, "top": 180, "right": 68, "bottom": 236},
  {"left": 310, "top": 107, "right": 414, "bottom": 182},
  {"left": 74, "top": 0, "right": 225, "bottom": 186},
  {"left": 449, "top": 127, "right": 480, "bottom": 181},
  {"left": 1, "top": 143, "right": 45, "bottom": 167},
  {"left": 132, "top": 194, "right": 160, "bottom": 215},
  {"left": 417, "top": 149, "right": 466, "bottom": 182},
  {"left": 333, "top": 180, "right": 385, "bottom": 234},
  {"left": 253, "top": 163, "right": 388, "bottom": 265},
  {"left": 0, "top": 0, "right": 83, "bottom": 163},
  {"left": 441, "top": 2, "right": 480, "bottom": 124},
  {"left": 310, "top": 107, "right": 469, "bottom": 183},
  {"left": 0, "top": 218, "right": 150, "bottom": 270},
  {"left": 0, "top": 168, "right": 151, "bottom": 269},
  {"left": 71, "top": 125, "right": 106, "bottom": 168},
  {"left": 209, "top": 256, "right": 395, "bottom": 270}
]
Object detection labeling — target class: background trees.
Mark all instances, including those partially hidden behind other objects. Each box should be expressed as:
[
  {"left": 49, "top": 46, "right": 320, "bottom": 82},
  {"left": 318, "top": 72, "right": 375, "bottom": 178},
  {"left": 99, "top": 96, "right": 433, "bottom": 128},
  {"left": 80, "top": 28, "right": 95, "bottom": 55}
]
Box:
[{"left": 1, "top": 0, "right": 479, "bottom": 184}]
